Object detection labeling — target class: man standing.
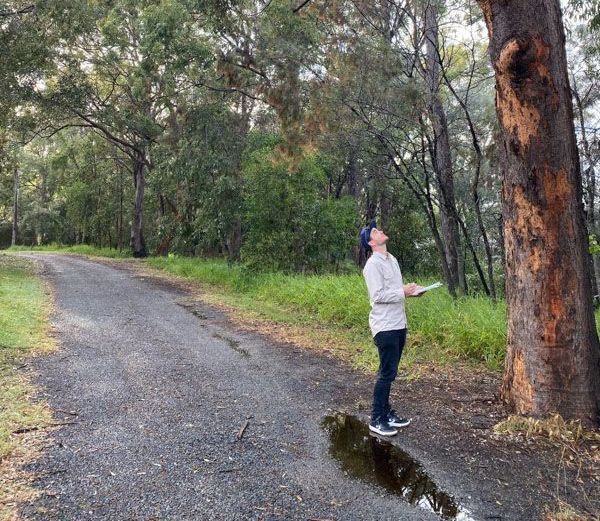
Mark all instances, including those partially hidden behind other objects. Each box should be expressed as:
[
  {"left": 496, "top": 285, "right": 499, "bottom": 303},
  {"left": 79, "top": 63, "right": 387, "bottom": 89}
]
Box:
[{"left": 360, "top": 219, "right": 422, "bottom": 436}]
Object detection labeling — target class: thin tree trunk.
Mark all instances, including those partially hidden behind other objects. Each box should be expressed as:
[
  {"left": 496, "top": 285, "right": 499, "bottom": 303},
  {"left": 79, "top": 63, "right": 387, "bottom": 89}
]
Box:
[
  {"left": 387, "top": 150, "right": 456, "bottom": 297},
  {"left": 423, "top": 187, "right": 455, "bottom": 296},
  {"left": 118, "top": 165, "right": 124, "bottom": 251},
  {"left": 11, "top": 166, "right": 18, "bottom": 247},
  {"left": 473, "top": 189, "right": 497, "bottom": 300},
  {"left": 573, "top": 78, "right": 599, "bottom": 296},
  {"left": 227, "top": 93, "right": 251, "bottom": 263},
  {"left": 458, "top": 216, "right": 490, "bottom": 296},
  {"left": 594, "top": 255, "right": 600, "bottom": 300},
  {"left": 131, "top": 153, "right": 147, "bottom": 258},
  {"left": 155, "top": 194, "right": 170, "bottom": 256},
  {"left": 443, "top": 65, "right": 497, "bottom": 299},
  {"left": 424, "top": 1, "right": 464, "bottom": 296},
  {"left": 346, "top": 149, "right": 363, "bottom": 266},
  {"left": 479, "top": 0, "right": 600, "bottom": 425},
  {"left": 379, "top": 191, "right": 391, "bottom": 231}
]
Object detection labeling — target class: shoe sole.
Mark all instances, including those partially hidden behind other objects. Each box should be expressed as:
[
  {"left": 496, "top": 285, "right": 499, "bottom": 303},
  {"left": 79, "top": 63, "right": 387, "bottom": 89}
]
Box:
[
  {"left": 389, "top": 419, "right": 411, "bottom": 428},
  {"left": 369, "top": 424, "right": 398, "bottom": 436}
]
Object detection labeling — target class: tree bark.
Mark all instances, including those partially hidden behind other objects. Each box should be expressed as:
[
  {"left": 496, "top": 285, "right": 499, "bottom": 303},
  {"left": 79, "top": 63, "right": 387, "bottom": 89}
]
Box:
[
  {"left": 424, "top": 1, "right": 464, "bottom": 296},
  {"left": 11, "top": 166, "right": 18, "bottom": 247},
  {"left": 479, "top": 0, "right": 600, "bottom": 425},
  {"left": 131, "top": 153, "right": 147, "bottom": 258},
  {"left": 155, "top": 194, "right": 170, "bottom": 257}
]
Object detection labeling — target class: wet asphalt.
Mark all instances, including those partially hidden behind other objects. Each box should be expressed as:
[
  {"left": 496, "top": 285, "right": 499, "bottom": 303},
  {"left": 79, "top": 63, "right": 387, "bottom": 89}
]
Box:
[{"left": 18, "top": 254, "right": 445, "bottom": 521}]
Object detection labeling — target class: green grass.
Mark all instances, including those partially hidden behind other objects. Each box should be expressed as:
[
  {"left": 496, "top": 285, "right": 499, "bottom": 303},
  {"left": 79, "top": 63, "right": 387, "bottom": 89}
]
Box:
[
  {"left": 0, "top": 254, "right": 54, "bottom": 520},
  {"left": 146, "top": 256, "right": 509, "bottom": 371},
  {"left": 7, "top": 243, "right": 130, "bottom": 258},
  {"left": 0, "top": 256, "right": 53, "bottom": 460},
  {"left": 18, "top": 245, "right": 600, "bottom": 374},
  {"left": 4, "top": 247, "right": 511, "bottom": 371},
  {"left": 0, "top": 255, "right": 55, "bottom": 519}
]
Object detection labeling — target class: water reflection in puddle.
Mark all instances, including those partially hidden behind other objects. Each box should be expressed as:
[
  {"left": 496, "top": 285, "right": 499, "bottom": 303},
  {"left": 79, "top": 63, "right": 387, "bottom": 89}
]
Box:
[{"left": 322, "top": 413, "right": 473, "bottom": 520}]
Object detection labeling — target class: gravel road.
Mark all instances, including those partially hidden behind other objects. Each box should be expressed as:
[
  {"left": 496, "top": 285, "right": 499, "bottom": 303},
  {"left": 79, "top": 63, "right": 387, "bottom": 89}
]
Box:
[{"left": 19, "top": 254, "right": 453, "bottom": 521}]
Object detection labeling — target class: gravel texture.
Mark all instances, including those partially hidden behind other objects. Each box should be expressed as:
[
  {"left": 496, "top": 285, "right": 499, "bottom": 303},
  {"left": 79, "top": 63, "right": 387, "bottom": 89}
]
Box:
[
  {"left": 18, "top": 254, "right": 443, "bottom": 520},
  {"left": 18, "top": 254, "right": 581, "bottom": 521}
]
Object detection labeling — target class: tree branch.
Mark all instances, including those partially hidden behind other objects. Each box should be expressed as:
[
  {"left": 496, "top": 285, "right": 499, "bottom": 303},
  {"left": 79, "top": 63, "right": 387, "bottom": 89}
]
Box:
[
  {"left": 0, "top": 4, "right": 34, "bottom": 17},
  {"left": 292, "top": 0, "right": 312, "bottom": 13}
]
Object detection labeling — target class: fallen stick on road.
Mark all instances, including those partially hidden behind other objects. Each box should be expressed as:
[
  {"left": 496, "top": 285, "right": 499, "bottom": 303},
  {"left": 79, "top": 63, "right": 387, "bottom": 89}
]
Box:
[
  {"left": 237, "top": 419, "right": 250, "bottom": 440},
  {"left": 12, "top": 421, "right": 78, "bottom": 434},
  {"left": 55, "top": 409, "right": 79, "bottom": 416}
]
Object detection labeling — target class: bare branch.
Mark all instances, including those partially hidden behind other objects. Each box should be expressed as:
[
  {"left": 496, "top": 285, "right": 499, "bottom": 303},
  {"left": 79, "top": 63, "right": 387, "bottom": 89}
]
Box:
[
  {"left": 0, "top": 4, "right": 34, "bottom": 17},
  {"left": 292, "top": 0, "right": 312, "bottom": 14}
]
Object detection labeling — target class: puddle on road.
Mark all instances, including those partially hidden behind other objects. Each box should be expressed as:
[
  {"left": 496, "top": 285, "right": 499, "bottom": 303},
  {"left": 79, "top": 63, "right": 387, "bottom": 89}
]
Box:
[{"left": 322, "top": 413, "right": 473, "bottom": 520}]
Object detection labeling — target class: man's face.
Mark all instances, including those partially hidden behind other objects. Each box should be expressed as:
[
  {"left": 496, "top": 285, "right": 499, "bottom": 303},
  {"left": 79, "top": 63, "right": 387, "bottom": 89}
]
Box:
[{"left": 369, "top": 227, "right": 389, "bottom": 249}]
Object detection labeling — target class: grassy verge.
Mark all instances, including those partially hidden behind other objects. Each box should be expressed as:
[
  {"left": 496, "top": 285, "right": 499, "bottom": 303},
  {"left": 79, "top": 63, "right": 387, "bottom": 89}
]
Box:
[
  {"left": 7, "top": 244, "right": 129, "bottom": 258},
  {"left": 145, "top": 256, "right": 508, "bottom": 371},
  {"left": 0, "top": 255, "right": 55, "bottom": 519},
  {"left": 5, "top": 246, "right": 509, "bottom": 370}
]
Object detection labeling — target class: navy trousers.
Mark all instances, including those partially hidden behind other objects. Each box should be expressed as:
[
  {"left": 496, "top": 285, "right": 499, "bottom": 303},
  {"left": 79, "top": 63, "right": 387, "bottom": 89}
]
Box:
[{"left": 371, "top": 328, "right": 407, "bottom": 422}]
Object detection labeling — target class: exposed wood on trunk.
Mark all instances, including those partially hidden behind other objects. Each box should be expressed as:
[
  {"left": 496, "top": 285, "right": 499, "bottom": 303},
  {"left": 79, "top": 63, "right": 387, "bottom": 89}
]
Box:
[{"left": 479, "top": 0, "right": 600, "bottom": 425}]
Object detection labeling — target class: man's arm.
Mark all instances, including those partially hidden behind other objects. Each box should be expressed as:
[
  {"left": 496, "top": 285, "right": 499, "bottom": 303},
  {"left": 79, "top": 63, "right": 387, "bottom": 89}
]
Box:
[{"left": 363, "top": 262, "right": 405, "bottom": 304}]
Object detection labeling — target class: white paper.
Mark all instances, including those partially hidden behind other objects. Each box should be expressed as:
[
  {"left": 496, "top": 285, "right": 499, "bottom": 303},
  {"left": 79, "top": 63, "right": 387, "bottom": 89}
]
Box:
[{"left": 414, "top": 282, "right": 443, "bottom": 295}]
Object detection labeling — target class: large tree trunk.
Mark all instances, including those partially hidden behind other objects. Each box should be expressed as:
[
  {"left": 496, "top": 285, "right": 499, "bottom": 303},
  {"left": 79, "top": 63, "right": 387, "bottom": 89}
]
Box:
[
  {"left": 131, "top": 153, "right": 147, "bottom": 258},
  {"left": 424, "top": 1, "right": 464, "bottom": 296},
  {"left": 11, "top": 166, "right": 18, "bottom": 247},
  {"left": 479, "top": 0, "right": 600, "bottom": 425}
]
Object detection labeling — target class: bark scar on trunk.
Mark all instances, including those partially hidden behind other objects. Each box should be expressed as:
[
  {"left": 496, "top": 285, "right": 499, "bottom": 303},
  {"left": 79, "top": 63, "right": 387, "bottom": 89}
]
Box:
[
  {"left": 541, "top": 167, "right": 575, "bottom": 346},
  {"left": 511, "top": 166, "right": 576, "bottom": 350},
  {"left": 495, "top": 34, "right": 556, "bottom": 155},
  {"left": 510, "top": 350, "right": 535, "bottom": 412},
  {"left": 513, "top": 185, "right": 544, "bottom": 272}
]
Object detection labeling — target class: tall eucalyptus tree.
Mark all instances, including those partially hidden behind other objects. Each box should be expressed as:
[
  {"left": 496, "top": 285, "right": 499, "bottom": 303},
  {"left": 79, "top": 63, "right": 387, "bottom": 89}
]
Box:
[{"left": 478, "top": 0, "right": 600, "bottom": 425}]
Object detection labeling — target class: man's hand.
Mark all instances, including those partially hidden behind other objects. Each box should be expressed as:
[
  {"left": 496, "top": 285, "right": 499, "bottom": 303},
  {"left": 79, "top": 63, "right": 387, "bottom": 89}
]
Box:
[{"left": 404, "top": 282, "right": 424, "bottom": 297}]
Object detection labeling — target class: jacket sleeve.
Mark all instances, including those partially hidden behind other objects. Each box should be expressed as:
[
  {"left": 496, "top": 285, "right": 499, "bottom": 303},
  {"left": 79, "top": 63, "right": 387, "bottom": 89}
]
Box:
[{"left": 363, "top": 262, "right": 405, "bottom": 304}]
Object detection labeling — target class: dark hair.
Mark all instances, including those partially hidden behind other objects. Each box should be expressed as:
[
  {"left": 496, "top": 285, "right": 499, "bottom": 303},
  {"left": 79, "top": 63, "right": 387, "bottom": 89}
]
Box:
[{"left": 359, "top": 219, "right": 377, "bottom": 252}]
